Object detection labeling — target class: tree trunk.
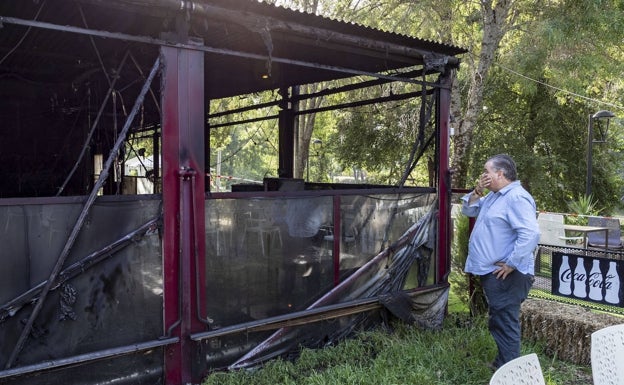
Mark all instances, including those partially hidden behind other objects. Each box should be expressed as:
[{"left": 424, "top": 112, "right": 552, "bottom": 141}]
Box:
[
  {"left": 450, "top": 0, "right": 515, "bottom": 188},
  {"left": 295, "top": 90, "right": 323, "bottom": 179},
  {"left": 292, "top": 0, "right": 322, "bottom": 180}
]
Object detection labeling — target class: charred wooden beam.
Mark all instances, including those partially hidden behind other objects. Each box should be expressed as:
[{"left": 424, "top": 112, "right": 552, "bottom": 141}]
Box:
[
  {"left": 189, "top": 285, "right": 446, "bottom": 341},
  {"left": 208, "top": 89, "right": 434, "bottom": 129},
  {"left": 0, "top": 15, "right": 451, "bottom": 86},
  {"left": 0, "top": 337, "right": 178, "bottom": 380}
]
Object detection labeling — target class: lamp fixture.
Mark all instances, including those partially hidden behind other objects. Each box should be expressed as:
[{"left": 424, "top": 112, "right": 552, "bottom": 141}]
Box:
[{"left": 586, "top": 110, "right": 616, "bottom": 196}]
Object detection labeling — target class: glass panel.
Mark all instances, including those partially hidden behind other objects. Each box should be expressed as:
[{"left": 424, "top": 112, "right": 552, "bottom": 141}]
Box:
[
  {"left": 339, "top": 193, "right": 436, "bottom": 287},
  {"left": 205, "top": 196, "right": 334, "bottom": 328},
  {"left": 202, "top": 191, "right": 438, "bottom": 370},
  {"left": 225, "top": 194, "right": 439, "bottom": 370}
]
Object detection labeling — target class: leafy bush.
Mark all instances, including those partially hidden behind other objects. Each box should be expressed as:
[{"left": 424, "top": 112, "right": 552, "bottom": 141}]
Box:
[
  {"left": 566, "top": 194, "right": 603, "bottom": 225},
  {"left": 450, "top": 213, "right": 487, "bottom": 315}
]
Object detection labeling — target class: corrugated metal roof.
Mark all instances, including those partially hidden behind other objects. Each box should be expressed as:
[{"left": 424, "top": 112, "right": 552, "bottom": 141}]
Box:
[
  {"left": 0, "top": 0, "right": 465, "bottom": 99},
  {"left": 214, "top": 0, "right": 465, "bottom": 56}
]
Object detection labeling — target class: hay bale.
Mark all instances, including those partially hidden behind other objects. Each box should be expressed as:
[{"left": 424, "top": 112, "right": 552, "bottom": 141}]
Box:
[{"left": 520, "top": 298, "right": 623, "bottom": 365}]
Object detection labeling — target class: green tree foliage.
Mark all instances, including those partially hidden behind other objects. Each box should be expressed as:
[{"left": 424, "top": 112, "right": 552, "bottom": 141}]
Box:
[
  {"left": 209, "top": 92, "right": 283, "bottom": 187},
  {"left": 332, "top": 97, "right": 434, "bottom": 185},
  {"left": 316, "top": 0, "right": 624, "bottom": 212},
  {"left": 475, "top": 0, "right": 624, "bottom": 213},
  {"left": 210, "top": 0, "right": 624, "bottom": 213},
  {"left": 450, "top": 213, "right": 487, "bottom": 315}
]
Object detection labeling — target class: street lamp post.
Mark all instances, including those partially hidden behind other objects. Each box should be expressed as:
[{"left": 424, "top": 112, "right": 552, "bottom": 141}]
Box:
[{"left": 586, "top": 110, "right": 615, "bottom": 197}]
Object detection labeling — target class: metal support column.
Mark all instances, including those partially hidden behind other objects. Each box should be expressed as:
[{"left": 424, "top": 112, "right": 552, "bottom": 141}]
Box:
[
  {"left": 436, "top": 69, "right": 453, "bottom": 283},
  {"left": 161, "top": 43, "right": 206, "bottom": 385},
  {"left": 278, "top": 86, "right": 296, "bottom": 178}
]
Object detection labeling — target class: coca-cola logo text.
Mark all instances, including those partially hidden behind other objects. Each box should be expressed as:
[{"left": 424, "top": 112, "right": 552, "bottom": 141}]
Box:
[{"left": 560, "top": 269, "right": 615, "bottom": 290}]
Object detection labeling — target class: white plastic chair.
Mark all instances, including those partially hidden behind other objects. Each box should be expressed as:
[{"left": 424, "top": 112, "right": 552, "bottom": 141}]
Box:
[
  {"left": 537, "top": 213, "right": 583, "bottom": 246},
  {"left": 489, "top": 353, "right": 545, "bottom": 385},
  {"left": 591, "top": 324, "right": 624, "bottom": 385}
]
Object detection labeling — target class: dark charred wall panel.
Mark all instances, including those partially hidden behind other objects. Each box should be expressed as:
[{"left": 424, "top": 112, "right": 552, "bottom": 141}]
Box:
[{"left": 0, "top": 196, "right": 164, "bottom": 384}]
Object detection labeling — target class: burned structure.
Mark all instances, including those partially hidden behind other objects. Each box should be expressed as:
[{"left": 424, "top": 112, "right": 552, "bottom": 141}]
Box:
[{"left": 0, "top": 1, "right": 465, "bottom": 384}]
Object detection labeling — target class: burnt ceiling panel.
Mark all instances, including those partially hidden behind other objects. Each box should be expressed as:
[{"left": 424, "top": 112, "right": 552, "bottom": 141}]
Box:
[
  {"left": 1, "top": 0, "right": 465, "bottom": 99},
  {"left": 0, "top": 0, "right": 465, "bottom": 198}
]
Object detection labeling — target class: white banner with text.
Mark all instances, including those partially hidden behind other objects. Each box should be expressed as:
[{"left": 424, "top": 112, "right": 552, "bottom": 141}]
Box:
[{"left": 551, "top": 251, "right": 622, "bottom": 306}]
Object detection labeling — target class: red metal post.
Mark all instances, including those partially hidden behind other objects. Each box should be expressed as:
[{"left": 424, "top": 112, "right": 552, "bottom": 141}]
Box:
[
  {"left": 436, "top": 70, "right": 453, "bottom": 283},
  {"left": 161, "top": 44, "right": 206, "bottom": 385}
]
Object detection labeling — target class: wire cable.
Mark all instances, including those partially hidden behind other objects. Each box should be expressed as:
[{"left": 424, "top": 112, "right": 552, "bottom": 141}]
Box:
[
  {"left": 0, "top": 1, "right": 47, "bottom": 66},
  {"left": 495, "top": 62, "right": 624, "bottom": 112}
]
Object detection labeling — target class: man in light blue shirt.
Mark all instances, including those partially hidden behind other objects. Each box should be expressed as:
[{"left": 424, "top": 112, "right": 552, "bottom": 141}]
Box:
[{"left": 461, "top": 154, "right": 540, "bottom": 371}]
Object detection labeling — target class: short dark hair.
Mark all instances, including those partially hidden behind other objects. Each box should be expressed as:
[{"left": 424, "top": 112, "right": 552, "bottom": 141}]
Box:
[{"left": 487, "top": 154, "right": 517, "bottom": 181}]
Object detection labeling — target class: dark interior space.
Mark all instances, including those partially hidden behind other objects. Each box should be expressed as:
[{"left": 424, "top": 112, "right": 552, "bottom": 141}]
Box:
[{"left": 0, "top": 0, "right": 463, "bottom": 198}]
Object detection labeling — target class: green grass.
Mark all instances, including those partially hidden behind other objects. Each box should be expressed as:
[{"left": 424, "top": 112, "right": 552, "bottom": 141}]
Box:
[
  {"left": 529, "top": 288, "right": 624, "bottom": 318},
  {"left": 202, "top": 312, "right": 593, "bottom": 385}
]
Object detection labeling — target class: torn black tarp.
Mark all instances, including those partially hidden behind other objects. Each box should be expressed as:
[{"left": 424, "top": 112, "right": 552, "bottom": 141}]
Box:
[{"left": 229, "top": 205, "right": 446, "bottom": 370}]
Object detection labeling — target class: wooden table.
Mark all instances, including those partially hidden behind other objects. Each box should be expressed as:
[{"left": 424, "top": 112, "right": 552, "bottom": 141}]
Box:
[{"left": 563, "top": 224, "right": 609, "bottom": 250}]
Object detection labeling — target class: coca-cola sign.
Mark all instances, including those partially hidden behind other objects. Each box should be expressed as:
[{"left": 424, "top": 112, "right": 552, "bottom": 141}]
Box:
[{"left": 552, "top": 252, "right": 622, "bottom": 306}]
